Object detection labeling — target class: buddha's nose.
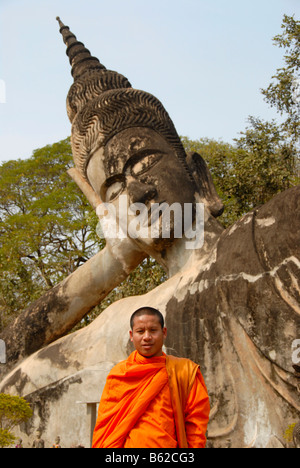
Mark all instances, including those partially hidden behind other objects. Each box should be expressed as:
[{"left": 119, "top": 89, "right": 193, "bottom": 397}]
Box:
[{"left": 127, "top": 179, "right": 157, "bottom": 205}]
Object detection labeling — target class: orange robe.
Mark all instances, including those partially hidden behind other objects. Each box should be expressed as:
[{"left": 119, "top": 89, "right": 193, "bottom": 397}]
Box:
[{"left": 92, "top": 351, "right": 210, "bottom": 448}]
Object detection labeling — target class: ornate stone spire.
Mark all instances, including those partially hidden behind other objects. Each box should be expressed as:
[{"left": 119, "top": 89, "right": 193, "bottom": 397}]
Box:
[{"left": 56, "top": 16, "right": 105, "bottom": 79}]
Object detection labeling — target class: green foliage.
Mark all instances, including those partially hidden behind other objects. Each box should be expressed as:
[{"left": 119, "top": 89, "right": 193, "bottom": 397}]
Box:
[
  {"left": 0, "top": 393, "right": 33, "bottom": 448},
  {"left": 283, "top": 423, "right": 296, "bottom": 443},
  {"left": 261, "top": 15, "right": 300, "bottom": 143},
  {"left": 182, "top": 120, "right": 298, "bottom": 228},
  {"left": 182, "top": 15, "right": 299, "bottom": 228},
  {"left": 0, "top": 138, "right": 101, "bottom": 331},
  {"left": 0, "top": 428, "right": 16, "bottom": 448}
]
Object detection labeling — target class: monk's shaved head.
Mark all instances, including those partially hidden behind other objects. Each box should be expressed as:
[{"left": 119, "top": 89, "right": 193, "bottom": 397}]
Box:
[{"left": 130, "top": 307, "right": 164, "bottom": 330}]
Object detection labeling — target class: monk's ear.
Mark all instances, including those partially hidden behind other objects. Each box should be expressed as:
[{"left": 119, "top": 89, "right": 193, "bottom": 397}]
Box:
[
  {"left": 163, "top": 327, "right": 167, "bottom": 339},
  {"left": 129, "top": 330, "right": 133, "bottom": 342}
]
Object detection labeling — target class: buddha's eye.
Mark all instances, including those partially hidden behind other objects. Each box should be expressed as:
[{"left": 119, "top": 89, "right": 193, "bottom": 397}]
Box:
[
  {"left": 104, "top": 180, "right": 125, "bottom": 202},
  {"left": 130, "top": 153, "right": 162, "bottom": 177}
]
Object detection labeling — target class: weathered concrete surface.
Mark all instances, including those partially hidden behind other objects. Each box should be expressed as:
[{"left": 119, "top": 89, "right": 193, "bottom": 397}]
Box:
[
  {"left": 1, "top": 187, "right": 299, "bottom": 448},
  {"left": 165, "top": 186, "right": 300, "bottom": 447}
]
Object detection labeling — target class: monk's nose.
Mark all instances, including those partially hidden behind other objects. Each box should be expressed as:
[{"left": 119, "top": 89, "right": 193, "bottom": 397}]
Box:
[{"left": 143, "top": 331, "right": 152, "bottom": 341}]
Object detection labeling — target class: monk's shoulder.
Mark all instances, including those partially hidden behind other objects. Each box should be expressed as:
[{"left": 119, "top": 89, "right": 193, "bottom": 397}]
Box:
[
  {"left": 108, "top": 358, "right": 128, "bottom": 376},
  {"left": 166, "top": 354, "right": 199, "bottom": 373},
  {"left": 108, "top": 350, "right": 138, "bottom": 373}
]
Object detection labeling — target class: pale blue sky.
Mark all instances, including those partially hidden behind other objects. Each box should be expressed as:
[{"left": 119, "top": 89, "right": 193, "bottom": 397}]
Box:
[{"left": 0, "top": 0, "right": 299, "bottom": 162}]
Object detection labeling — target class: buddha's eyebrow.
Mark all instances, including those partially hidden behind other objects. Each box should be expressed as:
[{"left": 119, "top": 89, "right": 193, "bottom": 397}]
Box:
[
  {"left": 123, "top": 149, "right": 165, "bottom": 173},
  {"left": 107, "top": 159, "right": 125, "bottom": 176},
  {"left": 128, "top": 137, "right": 147, "bottom": 152}
]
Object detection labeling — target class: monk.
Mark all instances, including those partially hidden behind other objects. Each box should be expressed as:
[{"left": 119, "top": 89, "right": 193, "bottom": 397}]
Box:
[{"left": 92, "top": 307, "right": 210, "bottom": 448}]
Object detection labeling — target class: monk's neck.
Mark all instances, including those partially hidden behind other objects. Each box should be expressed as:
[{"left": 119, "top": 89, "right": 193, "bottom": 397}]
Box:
[{"left": 135, "top": 350, "right": 166, "bottom": 363}]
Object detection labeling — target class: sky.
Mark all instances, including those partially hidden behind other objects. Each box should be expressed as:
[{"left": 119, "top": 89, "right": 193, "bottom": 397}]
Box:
[{"left": 0, "top": 0, "right": 299, "bottom": 163}]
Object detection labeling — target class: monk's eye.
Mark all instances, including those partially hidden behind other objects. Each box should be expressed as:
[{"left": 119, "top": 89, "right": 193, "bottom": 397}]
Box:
[{"left": 131, "top": 153, "right": 162, "bottom": 177}]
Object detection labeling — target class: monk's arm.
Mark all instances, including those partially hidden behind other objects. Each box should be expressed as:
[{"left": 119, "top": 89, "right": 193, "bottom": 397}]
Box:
[{"left": 184, "top": 369, "right": 210, "bottom": 448}]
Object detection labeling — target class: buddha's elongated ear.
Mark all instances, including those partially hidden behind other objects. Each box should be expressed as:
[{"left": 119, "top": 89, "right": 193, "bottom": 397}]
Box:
[{"left": 186, "top": 152, "right": 224, "bottom": 218}]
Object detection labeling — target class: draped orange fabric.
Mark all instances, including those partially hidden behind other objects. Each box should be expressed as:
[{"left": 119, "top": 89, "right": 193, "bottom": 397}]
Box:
[{"left": 92, "top": 351, "right": 210, "bottom": 448}]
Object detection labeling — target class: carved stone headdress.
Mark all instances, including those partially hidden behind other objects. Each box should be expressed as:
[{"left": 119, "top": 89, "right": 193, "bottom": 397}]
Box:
[{"left": 56, "top": 17, "right": 193, "bottom": 182}]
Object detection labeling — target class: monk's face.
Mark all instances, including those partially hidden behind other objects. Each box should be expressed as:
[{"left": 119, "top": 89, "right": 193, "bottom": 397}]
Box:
[
  {"left": 129, "top": 314, "right": 167, "bottom": 358},
  {"left": 87, "top": 127, "right": 196, "bottom": 251}
]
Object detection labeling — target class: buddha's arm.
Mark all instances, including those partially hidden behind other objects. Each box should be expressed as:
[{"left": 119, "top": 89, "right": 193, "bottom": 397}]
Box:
[{"left": 0, "top": 243, "right": 146, "bottom": 374}]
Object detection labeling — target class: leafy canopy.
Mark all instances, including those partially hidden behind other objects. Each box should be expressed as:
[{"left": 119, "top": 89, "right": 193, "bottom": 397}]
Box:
[
  {"left": 261, "top": 14, "right": 300, "bottom": 144},
  {"left": 0, "top": 393, "right": 33, "bottom": 448}
]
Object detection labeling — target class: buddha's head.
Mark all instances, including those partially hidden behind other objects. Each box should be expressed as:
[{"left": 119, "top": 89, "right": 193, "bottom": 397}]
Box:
[{"left": 57, "top": 18, "right": 223, "bottom": 254}]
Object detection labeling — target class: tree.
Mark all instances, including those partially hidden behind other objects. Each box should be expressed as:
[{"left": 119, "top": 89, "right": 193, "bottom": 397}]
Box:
[
  {"left": 181, "top": 123, "right": 298, "bottom": 228},
  {"left": 234, "top": 116, "right": 298, "bottom": 205},
  {"left": 181, "top": 15, "right": 299, "bottom": 227},
  {"left": 261, "top": 14, "right": 300, "bottom": 144},
  {"left": 0, "top": 138, "right": 101, "bottom": 331},
  {"left": 233, "top": 15, "right": 300, "bottom": 215},
  {"left": 0, "top": 393, "right": 32, "bottom": 448}
]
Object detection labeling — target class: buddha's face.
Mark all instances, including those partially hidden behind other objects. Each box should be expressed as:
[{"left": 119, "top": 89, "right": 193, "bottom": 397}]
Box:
[{"left": 87, "top": 127, "right": 196, "bottom": 252}]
